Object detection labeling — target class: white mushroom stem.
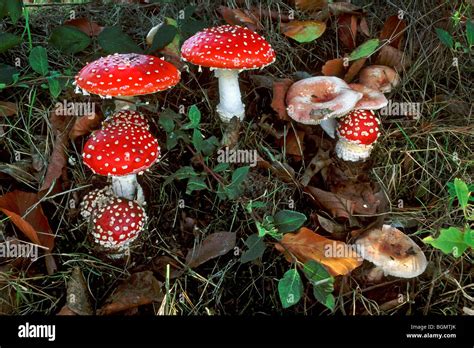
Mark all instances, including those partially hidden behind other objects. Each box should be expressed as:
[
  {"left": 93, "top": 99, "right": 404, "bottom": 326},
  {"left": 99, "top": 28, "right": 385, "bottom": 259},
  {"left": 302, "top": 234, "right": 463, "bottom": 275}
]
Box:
[
  {"left": 319, "top": 118, "right": 338, "bottom": 139},
  {"left": 214, "top": 69, "right": 245, "bottom": 123},
  {"left": 114, "top": 96, "right": 137, "bottom": 111},
  {"left": 111, "top": 174, "right": 139, "bottom": 202}
]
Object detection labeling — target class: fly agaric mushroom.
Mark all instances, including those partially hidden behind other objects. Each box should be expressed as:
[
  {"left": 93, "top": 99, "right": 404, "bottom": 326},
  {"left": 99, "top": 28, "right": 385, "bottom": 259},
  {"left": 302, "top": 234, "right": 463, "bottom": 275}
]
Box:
[
  {"left": 286, "top": 76, "right": 363, "bottom": 138},
  {"left": 91, "top": 196, "right": 147, "bottom": 258},
  {"left": 80, "top": 186, "right": 114, "bottom": 220},
  {"left": 359, "top": 65, "right": 400, "bottom": 93},
  {"left": 104, "top": 109, "right": 149, "bottom": 129},
  {"left": 349, "top": 83, "right": 388, "bottom": 110},
  {"left": 82, "top": 122, "right": 160, "bottom": 202},
  {"left": 74, "top": 53, "right": 180, "bottom": 110},
  {"left": 181, "top": 25, "right": 276, "bottom": 122},
  {"left": 335, "top": 109, "right": 381, "bottom": 162},
  {"left": 354, "top": 225, "right": 427, "bottom": 279}
]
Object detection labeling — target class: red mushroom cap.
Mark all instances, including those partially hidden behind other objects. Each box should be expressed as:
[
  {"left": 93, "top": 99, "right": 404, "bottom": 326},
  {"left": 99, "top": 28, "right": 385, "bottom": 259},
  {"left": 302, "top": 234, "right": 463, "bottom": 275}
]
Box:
[
  {"left": 181, "top": 25, "right": 276, "bottom": 70},
  {"left": 75, "top": 53, "right": 180, "bottom": 97},
  {"left": 91, "top": 197, "right": 147, "bottom": 249},
  {"left": 82, "top": 123, "right": 160, "bottom": 176},
  {"left": 337, "top": 109, "right": 381, "bottom": 145},
  {"left": 104, "top": 110, "right": 149, "bottom": 129}
]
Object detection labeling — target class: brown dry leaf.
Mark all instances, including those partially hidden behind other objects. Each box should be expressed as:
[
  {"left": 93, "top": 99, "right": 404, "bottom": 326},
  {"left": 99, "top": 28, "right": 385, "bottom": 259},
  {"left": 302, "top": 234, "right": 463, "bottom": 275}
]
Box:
[
  {"left": 0, "top": 102, "right": 17, "bottom": 117},
  {"left": 186, "top": 232, "right": 236, "bottom": 268},
  {"left": 151, "top": 255, "right": 184, "bottom": 279},
  {"left": 218, "top": 6, "right": 260, "bottom": 31},
  {"left": 379, "top": 15, "right": 406, "bottom": 49},
  {"left": 337, "top": 14, "right": 357, "bottom": 49},
  {"left": 98, "top": 271, "right": 163, "bottom": 315},
  {"left": 343, "top": 57, "right": 366, "bottom": 83},
  {"left": 271, "top": 78, "right": 293, "bottom": 121},
  {"left": 305, "top": 186, "right": 354, "bottom": 219},
  {"left": 321, "top": 58, "right": 345, "bottom": 78},
  {"left": 64, "top": 267, "right": 93, "bottom": 315},
  {"left": 257, "top": 157, "right": 296, "bottom": 184},
  {"left": 375, "top": 44, "right": 411, "bottom": 71},
  {"left": 0, "top": 191, "right": 54, "bottom": 250},
  {"left": 280, "top": 20, "right": 327, "bottom": 43},
  {"left": 328, "top": 2, "right": 362, "bottom": 16},
  {"left": 40, "top": 109, "right": 74, "bottom": 193},
  {"left": 295, "top": 0, "right": 327, "bottom": 12},
  {"left": 275, "top": 227, "right": 362, "bottom": 276},
  {"left": 64, "top": 18, "right": 103, "bottom": 36},
  {"left": 69, "top": 113, "right": 102, "bottom": 141},
  {"left": 359, "top": 16, "right": 370, "bottom": 36},
  {"left": 283, "top": 129, "right": 305, "bottom": 157},
  {"left": 300, "top": 148, "right": 332, "bottom": 187},
  {"left": 56, "top": 305, "right": 77, "bottom": 316},
  {"left": 316, "top": 214, "right": 346, "bottom": 235}
]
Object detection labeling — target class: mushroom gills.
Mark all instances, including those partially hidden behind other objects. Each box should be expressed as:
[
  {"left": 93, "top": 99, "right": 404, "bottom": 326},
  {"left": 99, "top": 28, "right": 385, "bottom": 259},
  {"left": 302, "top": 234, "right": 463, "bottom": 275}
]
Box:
[{"left": 319, "top": 118, "right": 338, "bottom": 138}]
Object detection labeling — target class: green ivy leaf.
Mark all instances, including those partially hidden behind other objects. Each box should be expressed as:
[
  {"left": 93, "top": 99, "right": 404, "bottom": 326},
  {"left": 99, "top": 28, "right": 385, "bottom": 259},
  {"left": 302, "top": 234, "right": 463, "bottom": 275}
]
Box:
[
  {"left": 149, "top": 24, "right": 178, "bottom": 52},
  {"left": 213, "top": 162, "right": 229, "bottom": 173},
  {"left": 273, "top": 210, "right": 307, "bottom": 234},
  {"left": 192, "top": 129, "right": 204, "bottom": 153},
  {"left": 186, "top": 176, "right": 207, "bottom": 194},
  {"left": 201, "top": 136, "right": 219, "bottom": 157},
  {"left": 6, "top": 0, "right": 22, "bottom": 24},
  {"left": 0, "top": 33, "right": 21, "bottom": 53},
  {"left": 454, "top": 178, "right": 470, "bottom": 211},
  {"left": 466, "top": 20, "right": 474, "bottom": 47},
  {"left": 423, "top": 227, "right": 469, "bottom": 257},
  {"left": 348, "top": 38, "right": 379, "bottom": 61},
  {"left": 0, "top": 64, "right": 19, "bottom": 85},
  {"left": 240, "top": 233, "right": 266, "bottom": 263},
  {"left": 49, "top": 26, "right": 91, "bottom": 54},
  {"left": 98, "top": 26, "right": 143, "bottom": 54},
  {"left": 224, "top": 166, "right": 250, "bottom": 200},
  {"left": 303, "top": 260, "right": 335, "bottom": 311},
  {"left": 464, "top": 227, "right": 473, "bottom": 248},
  {"left": 184, "top": 104, "right": 201, "bottom": 129},
  {"left": 278, "top": 269, "right": 303, "bottom": 308},
  {"left": 435, "top": 28, "right": 454, "bottom": 49},
  {"left": 28, "top": 46, "right": 49, "bottom": 75}
]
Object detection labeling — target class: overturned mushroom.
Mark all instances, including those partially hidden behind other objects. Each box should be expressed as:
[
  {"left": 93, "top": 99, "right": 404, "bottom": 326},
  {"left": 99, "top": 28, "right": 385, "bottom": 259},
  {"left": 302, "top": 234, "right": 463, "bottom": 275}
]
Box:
[
  {"left": 286, "top": 76, "right": 362, "bottom": 138},
  {"left": 181, "top": 25, "right": 276, "bottom": 122},
  {"left": 354, "top": 225, "right": 427, "bottom": 279},
  {"left": 359, "top": 65, "right": 400, "bottom": 93},
  {"left": 349, "top": 83, "right": 388, "bottom": 110}
]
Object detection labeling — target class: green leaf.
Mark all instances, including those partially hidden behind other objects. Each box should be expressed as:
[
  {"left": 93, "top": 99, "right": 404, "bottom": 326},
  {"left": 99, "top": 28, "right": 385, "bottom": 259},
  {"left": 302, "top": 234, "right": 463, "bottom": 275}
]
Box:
[
  {"left": 47, "top": 76, "right": 61, "bottom": 98},
  {"left": 183, "top": 104, "right": 201, "bottom": 129},
  {"left": 49, "top": 26, "right": 91, "bottom": 54},
  {"left": 213, "top": 162, "right": 229, "bottom": 173},
  {"left": 240, "top": 233, "right": 266, "bottom": 263},
  {"left": 435, "top": 28, "right": 453, "bottom": 49},
  {"left": 174, "top": 166, "right": 198, "bottom": 180},
  {"left": 349, "top": 39, "right": 379, "bottom": 61},
  {"left": 0, "top": 33, "right": 21, "bottom": 53},
  {"left": 98, "top": 26, "right": 143, "bottom": 54},
  {"left": 201, "top": 136, "right": 219, "bottom": 157},
  {"left": 466, "top": 20, "right": 474, "bottom": 47},
  {"left": 159, "top": 114, "right": 175, "bottom": 133},
  {"left": 180, "top": 19, "right": 208, "bottom": 38},
  {"left": 464, "top": 227, "right": 473, "bottom": 248},
  {"left": 186, "top": 176, "right": 207, "bottom": 194},
  {"left": 256, "top": 215, "right": 280, "bottom": 239},
  {"left": 282, "top": 20, "right": 326, "bottom": 43},
  {"left": 192, "top": 129, "right": 204, "bottom": 153},
  {"left": 28, "top": 46, "right": 49, "bottom": 75},
  {"left": 0, "top": 64, "right": 19, "bottom": 85},
  {"left": 303, "top": 260, "right": 335, "bottom": 311},
  {"left": 6, "top": 0, "right": 22, "bottom": 24},
  {"left": 278, "top": 269, "right": 303, "bottom": 308},
  {"left": 454, "top": 178, "right": 470, "bottom": 211},
  {"left": 423, "top": 227, "right": 469, "bottom": 257},
  {"left": 273, "top": 210, "right": 307, "bottom": 234},
  {"left": 149, "top": 24, "right": 178, "bottom": 52},
  {"left": 224, "top": 166, "right": 250, "bottom": 200},
  {"left": 166, "top": 131, "right": 178, "bottom": 150},
  {"left": 245, "top": 200, "right": 267, "bottom": 213}
]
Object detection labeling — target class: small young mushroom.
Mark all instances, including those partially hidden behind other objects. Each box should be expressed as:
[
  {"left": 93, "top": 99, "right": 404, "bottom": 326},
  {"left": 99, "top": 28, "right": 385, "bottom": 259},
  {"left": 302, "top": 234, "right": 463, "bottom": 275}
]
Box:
[
  {"left": 103, "top": 110, "right": 149, "bottom": 129},
  {"left": 181, "top": 25, "right": 276, "bottom": 122},
  {"left": 82, "top": 122, "right": 160, "bottom": 202},
  {"left": 335, "top": 109, "right": 381, "bottom": 162},
  {"left": 91, "top": 196, "right": 147, "bottom": 258},
  {"left": 80, "top": 186, "right": 114, "bottom": 220},
  {"left": 358, "top": 65, "right": 400, "bottom": 93},
  {"left": 74, "top": 53, "right": 180, "bottom": 110},
  {"left": 349, "top": 83, "right": 388, "bottom": 110},
  {"left": 286, "top": 76, "right": 363, "bottom": 138},
  {"left": 353, "top": 225, "right": 427, "bottom": 279}
]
